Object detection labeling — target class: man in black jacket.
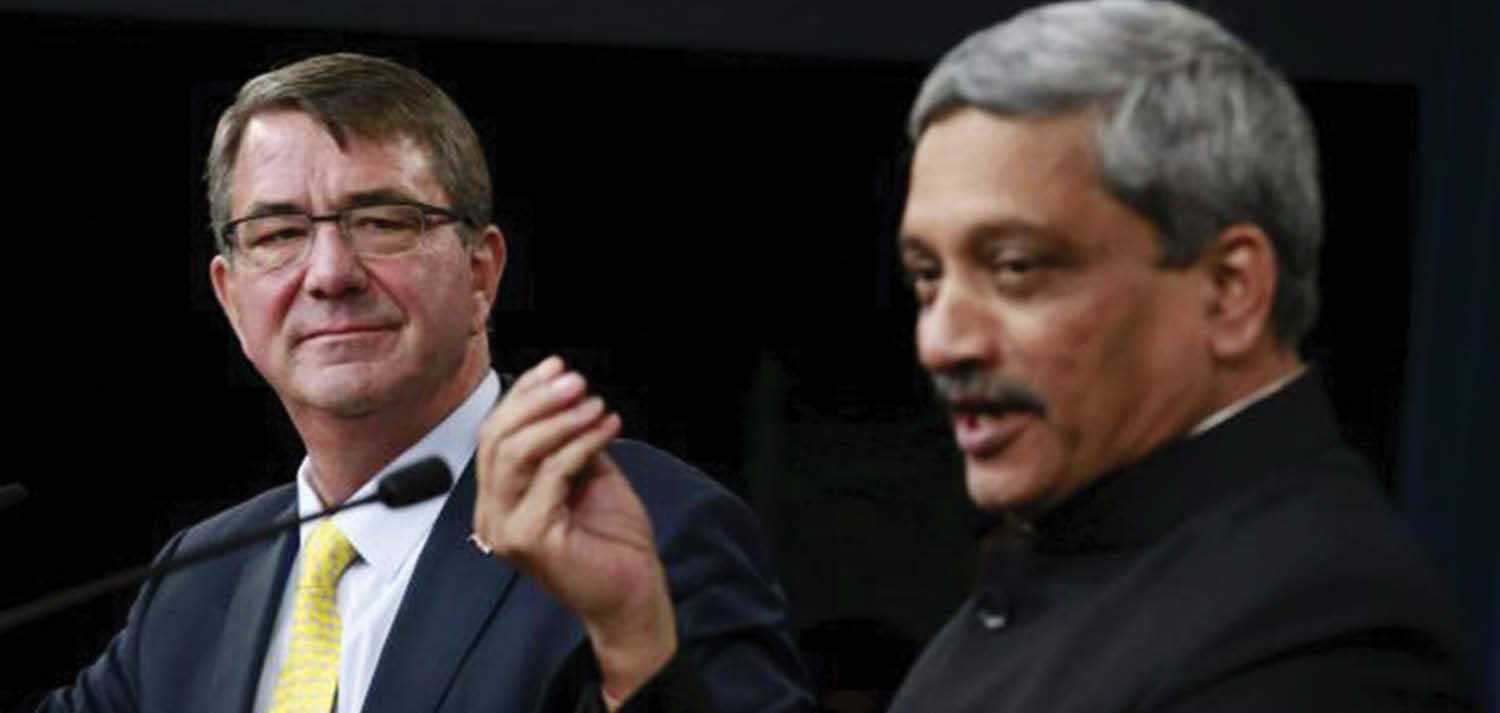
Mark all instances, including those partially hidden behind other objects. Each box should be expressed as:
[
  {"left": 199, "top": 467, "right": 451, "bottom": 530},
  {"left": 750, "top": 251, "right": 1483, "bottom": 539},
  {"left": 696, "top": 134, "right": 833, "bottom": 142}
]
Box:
[{"left": 535, "top": 1, "right": 1474, "bottom": 711}]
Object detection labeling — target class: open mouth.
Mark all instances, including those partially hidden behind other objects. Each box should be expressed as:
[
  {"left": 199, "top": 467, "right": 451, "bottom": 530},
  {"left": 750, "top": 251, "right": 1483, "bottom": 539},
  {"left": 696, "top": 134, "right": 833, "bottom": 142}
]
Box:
[
  {"left": 949, "top": 400, "right": 1045, "bottom": 457},
  {"left": 931, "top": 371, "right": 1047, "bottom": 457}
]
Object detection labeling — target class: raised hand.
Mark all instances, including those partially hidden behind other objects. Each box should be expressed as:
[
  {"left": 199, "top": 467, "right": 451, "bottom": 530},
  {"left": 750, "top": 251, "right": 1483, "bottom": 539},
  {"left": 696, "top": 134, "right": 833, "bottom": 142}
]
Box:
[{"left": 471, "top": 356, "right": 677, "bottom": 708}]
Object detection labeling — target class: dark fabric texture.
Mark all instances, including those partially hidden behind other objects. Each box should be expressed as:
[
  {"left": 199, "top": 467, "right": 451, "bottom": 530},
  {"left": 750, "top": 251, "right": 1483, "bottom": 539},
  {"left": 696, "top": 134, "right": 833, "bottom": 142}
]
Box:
[
  {"left": 542, "top": 646, "right": 720, "bottom": 713},
  {"left": 887, "top": 372, "right": 1474, "bottom": 712},
  {"left": 35, "top": 439, "right": 812, "bottom": 713}
]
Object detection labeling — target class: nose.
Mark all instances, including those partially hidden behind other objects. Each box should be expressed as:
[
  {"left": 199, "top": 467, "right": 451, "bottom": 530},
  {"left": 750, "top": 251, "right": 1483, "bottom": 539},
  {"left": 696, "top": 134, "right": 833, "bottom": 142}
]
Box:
[
  {"left": 917, "top": 276, "right": 1003, "bottom": 375},
  {"left": 301, "top": 221, "right": 369, "bottom": 299}
]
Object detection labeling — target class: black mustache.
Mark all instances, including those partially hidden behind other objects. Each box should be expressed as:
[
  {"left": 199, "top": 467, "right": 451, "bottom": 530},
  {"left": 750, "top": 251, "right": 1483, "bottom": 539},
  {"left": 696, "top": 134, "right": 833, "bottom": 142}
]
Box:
[{"left": 931, "top": 370, "right": 1047, "bottom": 417}]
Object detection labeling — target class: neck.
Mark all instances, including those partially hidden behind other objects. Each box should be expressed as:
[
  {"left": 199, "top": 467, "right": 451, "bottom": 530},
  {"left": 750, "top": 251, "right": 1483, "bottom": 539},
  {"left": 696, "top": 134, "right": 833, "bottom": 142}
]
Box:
[
  {"left": 291, "top": 347, "right": 490, "bottom": 504},
  {"left": 1207, "top": 347, "right": 1304, "bottom": 420}
]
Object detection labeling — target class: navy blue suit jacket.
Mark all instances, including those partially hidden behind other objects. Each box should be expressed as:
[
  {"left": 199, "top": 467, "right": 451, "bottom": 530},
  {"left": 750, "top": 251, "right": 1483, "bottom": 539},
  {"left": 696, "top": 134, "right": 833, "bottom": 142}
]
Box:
[{"left": 39, "top": 439, "right": 811, "bottom": 713}]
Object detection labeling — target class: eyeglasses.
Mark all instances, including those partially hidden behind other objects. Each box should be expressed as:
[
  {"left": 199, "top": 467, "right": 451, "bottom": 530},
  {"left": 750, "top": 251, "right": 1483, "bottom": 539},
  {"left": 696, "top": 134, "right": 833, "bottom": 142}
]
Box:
[{"left": 219, "top": 201, "right": 469, "bottom": 271}]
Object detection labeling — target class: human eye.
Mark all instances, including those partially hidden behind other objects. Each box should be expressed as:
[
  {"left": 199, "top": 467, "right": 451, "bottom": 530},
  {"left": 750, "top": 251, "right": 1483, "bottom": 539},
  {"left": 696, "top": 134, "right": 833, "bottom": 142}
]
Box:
[
  {"left": 997, "top": 255, "right": 1039, "bottom": 276},
  {"left": 900, "top": 250, "right": 942, "bottom": 305},
  {"left": 349, "top": 206, "right": 421, "bottom": 234},
  {"left": 348, "top": 205, "right": 424, "bottom": 255},
  {"left": 243, "top": 216, "right": 309, "bottom": 248},
  {"left": 983, "top": 242, "right": 1052, "bottom": 293}
]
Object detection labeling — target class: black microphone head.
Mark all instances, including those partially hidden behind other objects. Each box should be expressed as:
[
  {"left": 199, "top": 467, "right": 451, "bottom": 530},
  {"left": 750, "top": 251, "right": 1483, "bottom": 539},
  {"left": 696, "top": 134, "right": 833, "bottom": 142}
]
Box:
[{"left": 377, "top": 458, "right": 453, "bottom": 507}]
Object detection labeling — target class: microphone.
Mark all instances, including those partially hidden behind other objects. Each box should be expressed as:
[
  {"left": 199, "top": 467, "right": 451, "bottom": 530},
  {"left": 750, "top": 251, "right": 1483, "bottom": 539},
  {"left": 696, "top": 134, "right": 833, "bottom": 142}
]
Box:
[
  {"left": 0, "top": 457, "right": 452, "bottom": 634},
  {"left": 377, "top": 458, "right": 452, "bottom": 506},
  {"left": 0, "top": 482, "right": 28, "bottom": 514}
]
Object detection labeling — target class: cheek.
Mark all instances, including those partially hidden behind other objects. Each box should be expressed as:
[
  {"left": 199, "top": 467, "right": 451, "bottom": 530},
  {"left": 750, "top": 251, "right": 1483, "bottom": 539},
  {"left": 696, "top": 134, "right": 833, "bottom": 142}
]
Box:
[
  {"left": 1056, "top": 281, "right": 1198, "bottom": 446},
  {"left": 236, "top": 281, "right": 298, "bottom": 354},
  {"left": 1019, "top": 289, "right": 1147, "bottom": 448},
  {"left": 470, "top": 290, "right": 489, "bottom": 333},
  {"left": 391, "top": 254, "right": 477, "bottom": 330},
  {"left": 1015, "top": 299, "right": 1100, "bottom": 401}
]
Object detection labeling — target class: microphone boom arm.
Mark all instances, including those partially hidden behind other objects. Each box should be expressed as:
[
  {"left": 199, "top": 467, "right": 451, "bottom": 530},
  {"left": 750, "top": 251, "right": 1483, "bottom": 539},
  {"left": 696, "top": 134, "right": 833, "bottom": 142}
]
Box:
[{"left": 0, "top": 457, "right": 451, "bottom": 634}]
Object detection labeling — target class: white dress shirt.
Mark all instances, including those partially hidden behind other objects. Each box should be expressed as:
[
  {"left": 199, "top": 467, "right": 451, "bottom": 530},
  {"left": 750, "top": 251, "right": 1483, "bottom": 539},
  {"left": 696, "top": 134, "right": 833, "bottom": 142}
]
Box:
[
  {"left": 252, "top": 372, "right": 500, "bottom": 713},
  {"left": 1188, "top": 365, "right": 1307, "bottom": 437}
]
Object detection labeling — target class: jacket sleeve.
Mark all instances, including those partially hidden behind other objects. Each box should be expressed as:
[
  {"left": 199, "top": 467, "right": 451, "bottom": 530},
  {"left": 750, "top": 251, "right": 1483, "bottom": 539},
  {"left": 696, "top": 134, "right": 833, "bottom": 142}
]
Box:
[
  {"left": 654, "top": 484, "right": 814, "bottom": 713},
  {"left": 538, "top": 440, "right": 815, "bottom": 713},
  {"left": 541, "top": 646, "right": 722, "bottom": 713}
]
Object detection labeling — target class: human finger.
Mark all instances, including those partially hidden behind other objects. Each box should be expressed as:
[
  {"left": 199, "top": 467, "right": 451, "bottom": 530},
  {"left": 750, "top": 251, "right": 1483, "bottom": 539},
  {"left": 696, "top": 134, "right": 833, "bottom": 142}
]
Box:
[
  {"left": 481, "top": 369, "right": 589, "bottom": 447},
  {"left": 508, "top": 354, "right": 566, "bottom": 397},
  {"left": 475, "top": 376, "right": 592, "bottom": 518},
  {"left": 474, "top": 394, "right": 598, "bottom": 548},
  {"left": 482, "top": 395, "right": 609, "bottom": 511},
  {"left": 501, "top": 411, "right": 622, "bottom": 550}
]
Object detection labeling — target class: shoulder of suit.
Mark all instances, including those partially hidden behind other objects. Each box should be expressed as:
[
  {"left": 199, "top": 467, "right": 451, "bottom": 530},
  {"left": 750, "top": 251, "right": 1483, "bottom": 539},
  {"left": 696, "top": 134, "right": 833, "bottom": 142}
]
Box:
[
  {"left": 172, "top": 482, "right": 298, "bottom": 551},
  {"left": 607, "top": 438, "right": 754, "bottom": 529},
  {"left": 1138, "top": 445, "right": 1461, "bottom": 653},
  {"left": 608, "top": 439, "right": 725, "bottom": 496}
]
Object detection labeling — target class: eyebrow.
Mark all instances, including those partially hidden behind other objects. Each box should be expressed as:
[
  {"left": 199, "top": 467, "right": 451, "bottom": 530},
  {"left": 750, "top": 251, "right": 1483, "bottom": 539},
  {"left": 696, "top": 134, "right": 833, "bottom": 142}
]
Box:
[
  {"left": 899, "top": 218, "right": 1057, "bottom": 251},
  {"left": 240, "top": 201, "right": 306, "bottom": 220},
  {"left": 240, "top": 188, "right": 423, "bottom": 219},
  {"left": 345, "top": 188, "right": 423, "bottom": 208}
]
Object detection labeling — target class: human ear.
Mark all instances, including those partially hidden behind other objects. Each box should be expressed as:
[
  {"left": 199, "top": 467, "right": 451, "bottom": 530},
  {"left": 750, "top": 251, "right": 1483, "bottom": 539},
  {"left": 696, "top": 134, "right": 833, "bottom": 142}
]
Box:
[
  {"left": 1205, "top": 223, "right": 1278, "bottom": 360},
  {"left": 209, "top": 254, "right": 249, "bottom": 351},
  {"left": 467, "top": 226, "right": 507, "bottom": 334}
]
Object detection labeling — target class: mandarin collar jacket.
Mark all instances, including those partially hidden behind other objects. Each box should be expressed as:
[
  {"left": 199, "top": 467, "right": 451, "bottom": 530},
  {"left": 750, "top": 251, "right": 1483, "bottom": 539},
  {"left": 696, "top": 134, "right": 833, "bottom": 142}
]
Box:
[{"left": 888, "top": 371, "right": 1474, "bottom": 712}]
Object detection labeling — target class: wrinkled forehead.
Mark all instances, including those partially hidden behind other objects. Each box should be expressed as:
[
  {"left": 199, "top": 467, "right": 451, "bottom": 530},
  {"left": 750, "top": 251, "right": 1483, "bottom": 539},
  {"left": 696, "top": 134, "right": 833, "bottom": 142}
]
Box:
[
  {"left": 902, "top": 109, "right": 1100, "bottom": 226},
  {"left": 229, "top": 109, "right": 441, "bottom": 214}
]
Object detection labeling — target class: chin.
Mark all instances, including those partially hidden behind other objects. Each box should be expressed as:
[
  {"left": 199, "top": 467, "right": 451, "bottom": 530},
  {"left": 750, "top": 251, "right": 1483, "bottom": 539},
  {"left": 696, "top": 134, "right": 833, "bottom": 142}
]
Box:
[
  {"left": 966, "top": 461, "right": 1047, "bottom": 511},
  {"left": 286, "top": 365, "right": 402, "bottom": 417},
  {"left": 962, "top": 440, "right": 1067, "bottom": 513},
  {"left": 313, "top": 391, "right": 388, "bottom": 418}
]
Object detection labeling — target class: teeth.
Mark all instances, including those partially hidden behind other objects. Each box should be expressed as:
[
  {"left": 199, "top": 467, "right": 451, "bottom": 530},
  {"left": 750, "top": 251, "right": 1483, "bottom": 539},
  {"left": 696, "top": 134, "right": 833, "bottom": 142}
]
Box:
[{"left": 960, "top": 412, "right": 996, "bottom": 428}]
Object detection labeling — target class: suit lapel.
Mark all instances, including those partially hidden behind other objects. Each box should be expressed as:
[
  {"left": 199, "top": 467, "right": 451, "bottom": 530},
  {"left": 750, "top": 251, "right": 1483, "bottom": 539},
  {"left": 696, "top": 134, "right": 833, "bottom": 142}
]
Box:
[
  {"left": 207, "top": 500, "right": 299, "bottom": 713},
  {"left": 362, "top": 460, "right": 520, "bottom": 713}
]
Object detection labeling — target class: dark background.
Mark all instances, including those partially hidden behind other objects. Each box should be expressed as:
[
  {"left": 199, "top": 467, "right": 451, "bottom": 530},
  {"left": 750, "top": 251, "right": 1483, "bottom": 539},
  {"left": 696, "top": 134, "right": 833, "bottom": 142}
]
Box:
[{"left": 0, "top": 0, "right": 1494, "bottom": 710}]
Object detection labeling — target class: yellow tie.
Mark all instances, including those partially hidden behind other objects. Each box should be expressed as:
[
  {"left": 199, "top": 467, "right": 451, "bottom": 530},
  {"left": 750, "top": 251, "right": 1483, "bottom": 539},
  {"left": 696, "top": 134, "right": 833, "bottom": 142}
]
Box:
[{"left": 269, "top": 519, "right": 358, "bottom": 713}]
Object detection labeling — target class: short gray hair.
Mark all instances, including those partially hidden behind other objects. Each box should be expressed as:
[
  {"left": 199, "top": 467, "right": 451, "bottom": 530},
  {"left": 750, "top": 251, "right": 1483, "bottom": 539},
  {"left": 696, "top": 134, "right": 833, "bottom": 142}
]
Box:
[
  {"left": 910, "top": 0, "right": 1322, "bottom": 346},
  {"left": 206, "top": 53, "right": 492, "bottom": 255}
]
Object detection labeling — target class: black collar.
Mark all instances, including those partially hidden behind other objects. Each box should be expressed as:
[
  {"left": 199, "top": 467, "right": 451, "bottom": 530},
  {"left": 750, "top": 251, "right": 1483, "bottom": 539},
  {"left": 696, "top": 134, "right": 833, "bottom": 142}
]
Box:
[{"left": 1010, "top": 369, "right": 1345, "bottom": 554}]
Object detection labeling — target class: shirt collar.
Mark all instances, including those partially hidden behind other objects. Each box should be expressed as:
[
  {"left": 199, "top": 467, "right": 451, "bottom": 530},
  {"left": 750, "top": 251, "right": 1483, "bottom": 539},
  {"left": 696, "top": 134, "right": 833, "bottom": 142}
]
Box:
[
  {"left": 1188, "top": 365, "right": 1307, "bottom": 437},
  {"left": 294, "top": 371, "right": 501, "bottom": 582}
]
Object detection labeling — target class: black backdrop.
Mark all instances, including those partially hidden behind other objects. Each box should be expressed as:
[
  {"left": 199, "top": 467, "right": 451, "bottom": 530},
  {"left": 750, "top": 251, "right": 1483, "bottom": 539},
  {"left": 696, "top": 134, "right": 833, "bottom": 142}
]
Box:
[{"left": 0, "top": 7, "right": 1491, "bottom": 710}]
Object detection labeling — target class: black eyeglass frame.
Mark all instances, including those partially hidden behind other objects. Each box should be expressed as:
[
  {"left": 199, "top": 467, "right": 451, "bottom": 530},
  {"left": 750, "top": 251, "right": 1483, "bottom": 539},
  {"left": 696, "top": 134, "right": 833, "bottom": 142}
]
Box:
[{"left": 217, "top": 200, "right": 474, "bottom": 251}]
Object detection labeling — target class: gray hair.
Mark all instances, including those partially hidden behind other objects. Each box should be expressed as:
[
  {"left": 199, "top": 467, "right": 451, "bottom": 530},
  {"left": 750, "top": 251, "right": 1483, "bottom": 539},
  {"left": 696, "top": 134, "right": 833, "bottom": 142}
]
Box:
[
  {"left": 910, "top": 0, "right": 1322, "bottom": 346},
  {"left": 206, "top": 53, "right": 492, "bottom": 255}
]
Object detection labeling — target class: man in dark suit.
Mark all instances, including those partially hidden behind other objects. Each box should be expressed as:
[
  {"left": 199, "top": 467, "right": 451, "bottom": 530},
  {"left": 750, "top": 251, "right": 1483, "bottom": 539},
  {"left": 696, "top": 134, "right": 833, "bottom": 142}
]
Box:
[
  {"left": 37, "top": 53, "right": 811, "bottom": 713},
  {"left": 533, "top": 1, "right": 1475, "bottom": 710}
]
